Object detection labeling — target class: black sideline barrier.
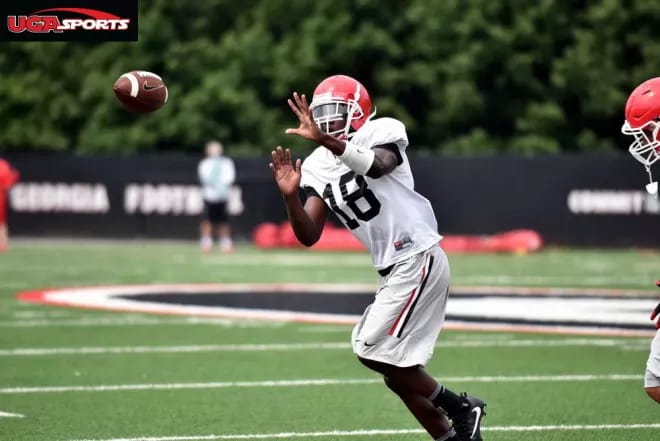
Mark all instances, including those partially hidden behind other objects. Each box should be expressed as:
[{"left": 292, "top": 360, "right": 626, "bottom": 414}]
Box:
[{"left": 3, "top": 153, "right": 658, "bottom": 247}]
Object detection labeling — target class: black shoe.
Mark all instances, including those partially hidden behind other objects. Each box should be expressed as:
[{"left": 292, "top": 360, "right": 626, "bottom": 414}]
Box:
[{"left": 449, "top": 394, "right": 486, "bottom": 441}]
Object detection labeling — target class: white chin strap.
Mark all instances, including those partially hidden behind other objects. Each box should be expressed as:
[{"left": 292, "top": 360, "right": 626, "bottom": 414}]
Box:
[{"left": 645, "top": 165, "right": 658, "bottom": 196}]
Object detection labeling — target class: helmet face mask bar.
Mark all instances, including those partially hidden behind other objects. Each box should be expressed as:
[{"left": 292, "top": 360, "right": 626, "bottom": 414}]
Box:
[
  {"left": 311, "top": 100, "right": 351, "bottom": 137},
  {"left": 621, "top": 119, "right": 660, "bottom": 168}
]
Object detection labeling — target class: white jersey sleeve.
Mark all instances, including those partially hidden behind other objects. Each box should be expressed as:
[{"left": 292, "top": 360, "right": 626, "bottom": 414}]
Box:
[{"left": 351, "top": 117, "right": 409, "bottom": 152}]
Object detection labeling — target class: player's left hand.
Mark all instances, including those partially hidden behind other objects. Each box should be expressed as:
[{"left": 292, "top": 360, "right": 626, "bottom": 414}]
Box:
[
  {"left": 285, "top": 92, "right": 324, "bottom": 143},
  {"left": 652, "top": 281, "right": 660, "bottom": 329}
]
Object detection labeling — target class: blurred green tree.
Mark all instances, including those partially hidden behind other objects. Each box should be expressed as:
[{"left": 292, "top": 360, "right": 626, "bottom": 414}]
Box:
[{"left": 0, "top": 0, "right": 656, "bottom": 155}]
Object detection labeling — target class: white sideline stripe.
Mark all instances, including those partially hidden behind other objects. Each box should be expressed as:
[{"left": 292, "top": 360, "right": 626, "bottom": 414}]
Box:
[
  {"left": 12, "top": 310, "right": 77, "bottom": 318},
  {"left": 0, "top": 338, "right": 648, "bottom": 357},
  {"left": 0, "top": 374, "right": 641, "bottom": 394},
  {"left": 0, "top": 317, "right": 282, "bottom": 328},
  {"left": 0, "top": 342, "right": 349, "bottom": 356},
  {"left": 0, "top": 410, "right": 24, "bottom": 418},
  {"left": 66, "top": 424, "right": 660, "bottom": 441}
]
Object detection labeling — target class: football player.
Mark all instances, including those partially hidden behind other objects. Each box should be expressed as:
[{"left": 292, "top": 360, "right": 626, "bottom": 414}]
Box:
[
  {"left": 269, "top": 75, "right": 486, "bottom": 441},
  {"left": 621, "top": 77, "right": 660, "bottom": 196},
  {"left": 621, "top": 78, "right": 660, "bottom": 403},
  {"left": 0, "top": 157, "right": 19, "bottom": 252},
  {"left": 645, "top": 281, "right": 660, "bottom": 403}
]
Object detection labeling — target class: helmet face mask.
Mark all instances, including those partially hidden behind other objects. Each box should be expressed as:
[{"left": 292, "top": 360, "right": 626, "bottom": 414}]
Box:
[
  {"left": 621, "top": 119, "right": 660, "bottom": 168},
  {"left": 311, "top": 100, "right": 351, "bottom": 137}
]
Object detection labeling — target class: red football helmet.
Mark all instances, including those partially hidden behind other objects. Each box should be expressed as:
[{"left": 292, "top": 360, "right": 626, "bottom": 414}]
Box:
[
  {"left": 622, "top": 77, "right": 660, "bottom": 193},
  {"left": 310, "top": 75, "right": 373, "bottom": 139}
]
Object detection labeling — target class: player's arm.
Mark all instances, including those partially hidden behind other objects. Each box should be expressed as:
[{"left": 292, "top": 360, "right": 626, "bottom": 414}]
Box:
[
  {"left": 285, "top": 92, "right": 400, "bottom": 178},
  {"left": 223, "top": 159, "right": 236, "bottom": 186},
  {"left": 269, "top": 146, "right": 327, "bottom": 247},
  {"left": 367, "top": 144, "right": 402, "bottom": 178},
  {"left": 0, "top": 167, "right": 17, "bottom": 190},
  {"left": 285, "top": 191, "right": 327, "bottom": 247},
  {"left": 652, "top": 281, "right": 660, "bottom": 329},
  {"left": 9, "top": 168, "right": 19, "bottom": 187},
  {"left": 197, "top": 162, "right": 208, "bottom": 185}
]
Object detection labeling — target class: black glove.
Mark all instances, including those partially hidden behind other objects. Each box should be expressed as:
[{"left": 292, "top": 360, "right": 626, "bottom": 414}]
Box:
[{"left": 652, "top": 281, "right": 660, "bottom": 329}]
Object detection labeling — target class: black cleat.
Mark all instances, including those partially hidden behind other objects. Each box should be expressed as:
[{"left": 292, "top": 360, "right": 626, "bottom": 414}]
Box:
[{"left": 449, "top": 394, "right": 486, "bottom": 441}]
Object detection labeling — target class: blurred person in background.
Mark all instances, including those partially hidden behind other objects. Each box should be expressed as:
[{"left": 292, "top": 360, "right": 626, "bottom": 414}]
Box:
[
  {"left": 0, "top": 157, "right": 20, "bottom": 252},
  {"left": 198, "top": 140, "right": 236, "bottom": 253}
]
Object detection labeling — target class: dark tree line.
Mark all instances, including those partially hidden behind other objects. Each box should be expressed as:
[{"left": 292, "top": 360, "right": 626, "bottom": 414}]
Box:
[{"left": 0, "top": 0, "right": 657, "bottom": 155}]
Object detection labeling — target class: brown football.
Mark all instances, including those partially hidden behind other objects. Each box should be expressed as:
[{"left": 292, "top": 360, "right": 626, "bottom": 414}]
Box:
[{"left": 113, "top": 70, "right": 168, "bottom": 113}]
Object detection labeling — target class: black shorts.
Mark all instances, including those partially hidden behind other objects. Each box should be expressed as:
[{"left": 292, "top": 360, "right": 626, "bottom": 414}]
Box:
[{"left": 204, "top": 201, "right": 228, "bottom": 223}]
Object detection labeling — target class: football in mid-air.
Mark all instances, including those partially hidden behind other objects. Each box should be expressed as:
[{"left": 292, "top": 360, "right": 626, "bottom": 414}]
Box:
[{"left": 113, "top": 70, "right": 168, "bottom": 113}]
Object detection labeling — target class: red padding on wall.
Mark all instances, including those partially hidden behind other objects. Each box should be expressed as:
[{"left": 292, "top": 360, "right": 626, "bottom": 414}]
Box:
[{"left": 253, "top": 223, "right": 543, "bottom": 254}]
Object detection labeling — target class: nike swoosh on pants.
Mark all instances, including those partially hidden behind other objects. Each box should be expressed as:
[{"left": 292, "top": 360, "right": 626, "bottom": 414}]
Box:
[{"left": 470, "top": 407, "right": 482, "bottom": 439}]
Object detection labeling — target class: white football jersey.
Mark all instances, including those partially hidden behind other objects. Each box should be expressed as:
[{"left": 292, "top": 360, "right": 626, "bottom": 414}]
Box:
[{"left": 300, "top": 117, "right": 442, "bottom": 269}]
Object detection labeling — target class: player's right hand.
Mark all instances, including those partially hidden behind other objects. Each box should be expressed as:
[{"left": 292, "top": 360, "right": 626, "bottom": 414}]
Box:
[
  {"left": 652, "top": 281, "right": 660, "bottom": 329},
  {"left": 285, "top": 92, "right": 324, "bottom": 143},
  {"left": 269, "top": 146, "right": 302, "bottom": 197}
]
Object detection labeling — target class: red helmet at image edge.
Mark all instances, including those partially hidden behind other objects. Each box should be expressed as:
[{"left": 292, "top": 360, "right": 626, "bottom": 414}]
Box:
[
  {"left": 310, "top": 75, "right": 373, "bottom": 138},
  {"left": 624, "top": 77, "right": 660, "bottom": 128},
  {"left": 621, "top": 77, "right": 660, "bottom": 171}
]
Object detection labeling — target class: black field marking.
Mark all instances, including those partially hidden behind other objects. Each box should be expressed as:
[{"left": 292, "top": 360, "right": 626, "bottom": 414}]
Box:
[
  {"left": 447, "top": 293, "right": 658, "bottom": 301},
  {"left": 447, "top": 315, "right": 654, "bottom": 331},
  {"left": 19, "top": 284, "right": 658, "bottom": 334},
  {"left": 117, "top": 292, "right": 374, "bottom": 315},
  {"left": 116, "top": 290, "right": 656, "bottom": 331}
]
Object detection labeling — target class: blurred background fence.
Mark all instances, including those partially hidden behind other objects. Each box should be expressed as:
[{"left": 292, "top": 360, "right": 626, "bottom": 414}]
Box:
[{"left": 5, "top": 153, "right": 658, "bottom": 246}]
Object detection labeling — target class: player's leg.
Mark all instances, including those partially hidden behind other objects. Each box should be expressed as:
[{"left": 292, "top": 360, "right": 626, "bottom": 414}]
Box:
[
  {"left": 200, "top": 200, "right": 214, "bottom": 252},
  {"left": 358, "top": 356, "right": 467, "bottom": 413},
  {"left": 352, "top": 245, "right": 485, "bottom": 440},
  {"left": 358, "top": 356, "right": 455, "bottom": 439},
  {"left": 358, "top": 346, "right": 484, "bottom": 440},
  {"left": 218, "top": 223, "right": 233, "bottom": 253},
  {"left": 215, "top": 202, "right": 233, "bottom": 252},
  {"left": 646, "top": 386, "right": 660, "bottom": 403},
  {"left": 0, "top": 223, "right": 8, "bottom": 252},
  {"left": 644, "top": 329, "right": 660, "bottom": 403}
]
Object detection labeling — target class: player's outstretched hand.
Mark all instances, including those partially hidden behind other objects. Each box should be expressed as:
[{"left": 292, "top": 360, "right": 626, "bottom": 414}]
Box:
[
  {"left": 269, "top": 146, "right": 302, "bottom": 197},
  {"left": 285, "top": 92, "right": 323, "bottom": 142},
  {"left": 652, "top": 281, "right": 660, "bottom": 329}
]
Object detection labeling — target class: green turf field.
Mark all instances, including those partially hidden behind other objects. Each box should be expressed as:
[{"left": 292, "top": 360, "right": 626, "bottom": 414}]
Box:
[{"left": 0, "top": 241, "right": 659, "bottom": 441}]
